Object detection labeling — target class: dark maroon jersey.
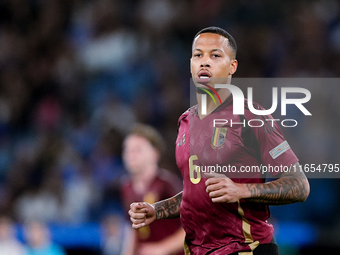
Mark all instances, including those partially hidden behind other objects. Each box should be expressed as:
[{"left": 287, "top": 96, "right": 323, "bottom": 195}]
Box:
[
  {"left": 176, "top": 97, "right": 298, "bottom": 254},
  {"left": 121, "top": 169, "right": 184, "bottom": 255}
]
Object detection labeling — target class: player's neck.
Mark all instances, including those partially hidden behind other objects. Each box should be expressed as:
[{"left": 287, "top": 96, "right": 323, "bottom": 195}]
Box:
[
  {"left": 196, "top": 89, "right": 231, "bottom": 120},
  {"left": 131, "top": 165, "right": 158, "bottom": 194}
]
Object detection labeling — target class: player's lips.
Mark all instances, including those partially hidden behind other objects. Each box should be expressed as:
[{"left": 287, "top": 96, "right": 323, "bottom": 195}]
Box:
[{"left": 197, "top": 70, "right": 212, "bottom": 83}]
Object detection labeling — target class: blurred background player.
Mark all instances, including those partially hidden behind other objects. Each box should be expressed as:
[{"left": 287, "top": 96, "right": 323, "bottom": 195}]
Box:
[
  {"left": 23, "top": 221, "right": 66, "bottom": 255},
  {"left": 121, "top": 124, "right": 185, "bottom": 255},
  {"left": 0, "top": 215, "right": 24, "bottom": 255}
]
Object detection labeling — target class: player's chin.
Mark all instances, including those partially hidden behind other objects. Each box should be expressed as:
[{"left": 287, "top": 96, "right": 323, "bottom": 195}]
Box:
[
  {"left": 195, "top": 83, "right": 214, "bottom": 94},
  {"left": 192, "top": 78, "right": 211, "bottom": 85}
]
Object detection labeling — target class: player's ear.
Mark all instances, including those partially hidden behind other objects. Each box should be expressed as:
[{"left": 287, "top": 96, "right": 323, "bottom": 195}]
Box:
[{"left": 229, "top": 59, "right": 238, "bottom": 76}]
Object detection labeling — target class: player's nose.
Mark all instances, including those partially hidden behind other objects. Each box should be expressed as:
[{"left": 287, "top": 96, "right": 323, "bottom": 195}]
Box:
[
  {"left": 200, "top": 63, "right": 211, "bottom": 68},
  {"left": 200, "top": 56, "right": 211, "bottom": 68}
]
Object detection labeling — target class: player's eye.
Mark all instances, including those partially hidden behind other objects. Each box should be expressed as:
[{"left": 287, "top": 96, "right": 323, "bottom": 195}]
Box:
[
  {"left": 194, "top": 53, "right": 202, "bottom": 57},
  {"left": 212, "top": 54, "right": 221, "bottom": 58}
]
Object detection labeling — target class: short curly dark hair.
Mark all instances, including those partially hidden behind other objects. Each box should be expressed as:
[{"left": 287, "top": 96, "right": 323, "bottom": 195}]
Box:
[{"left": 194, "top": 26, "right": 237, "bottom": 58}]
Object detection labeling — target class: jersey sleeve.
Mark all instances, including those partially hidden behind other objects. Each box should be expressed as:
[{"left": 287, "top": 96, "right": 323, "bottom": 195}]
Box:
[{"left": 244, "top": 108, "right": 299, "bottom": 177}]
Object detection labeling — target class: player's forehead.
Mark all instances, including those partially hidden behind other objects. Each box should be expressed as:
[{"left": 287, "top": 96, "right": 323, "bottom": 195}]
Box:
[
  {"left": 124, "top": 134, "right": 150, "bottom": 148},
  {"left": 192, "top": 33, "right": 230, "bottom": 52}
]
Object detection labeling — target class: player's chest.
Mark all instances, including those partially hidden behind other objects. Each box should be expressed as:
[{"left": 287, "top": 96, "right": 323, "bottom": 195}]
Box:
[{"left": 176, "top": 114, "right": 244, "bottom": 169}]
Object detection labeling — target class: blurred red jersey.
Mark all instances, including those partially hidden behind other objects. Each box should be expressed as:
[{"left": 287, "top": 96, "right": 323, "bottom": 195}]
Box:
[
  {"left": 176, "top": 97, "right": 298, "bottom": 254},
  {"left": 121, "top": 169, "right": 184, "bottom": 255}
]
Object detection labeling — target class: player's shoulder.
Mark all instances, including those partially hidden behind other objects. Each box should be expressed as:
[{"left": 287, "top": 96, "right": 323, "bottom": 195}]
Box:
[
  {"left": 178, "top": 105, "right": 197, "bottom": 125},
  {"left": 179, "top": 105, "right": 197, "bottom": 118}
]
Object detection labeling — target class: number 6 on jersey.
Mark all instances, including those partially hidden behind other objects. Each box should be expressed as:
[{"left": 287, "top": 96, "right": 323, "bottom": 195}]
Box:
[{"left": 189, "top": 155, "right": 201, "bottom": 184}]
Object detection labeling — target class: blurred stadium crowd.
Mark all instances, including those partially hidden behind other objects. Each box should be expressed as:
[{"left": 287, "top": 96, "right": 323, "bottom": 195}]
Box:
[{"left": 0, "top": 0, "right": 340, "bottom": 254}]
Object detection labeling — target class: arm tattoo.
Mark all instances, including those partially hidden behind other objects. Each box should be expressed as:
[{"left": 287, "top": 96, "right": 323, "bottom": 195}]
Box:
[
  {"left": 154, "top": 191, "right": 182, "bottom": 220},
  {"left": 246, "top": 162, "right": 310, "bottom": 205}
]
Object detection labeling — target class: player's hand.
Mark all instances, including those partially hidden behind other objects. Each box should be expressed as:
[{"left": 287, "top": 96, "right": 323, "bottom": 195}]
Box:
[
  {"left": 204, "top": 172, "right": 245, "bottom": 203},
  {"left": 128, "top": 202, "right": 156, "bottom": 229}
]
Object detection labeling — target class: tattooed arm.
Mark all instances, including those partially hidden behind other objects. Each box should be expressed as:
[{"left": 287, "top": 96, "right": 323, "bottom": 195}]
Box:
[
  {"left": 245, "top": 162, "right": 310, "bottom": 204},
  {"left": 128, "top": 192, "right": 185, "bottom": 254},
  {"left": 128, "top": 191, "right": 182, "bottom": 229},
  {"left": 154, "top": 191, "right": 182, "bottom": 219},
  {"left": 205, "top": 162, "right": 310, "bottom": 205}
]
